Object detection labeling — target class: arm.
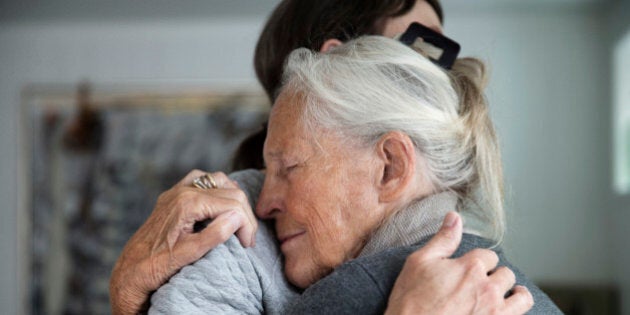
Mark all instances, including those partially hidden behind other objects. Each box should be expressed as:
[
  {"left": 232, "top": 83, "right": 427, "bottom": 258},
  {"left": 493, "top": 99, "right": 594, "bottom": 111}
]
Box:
[{"left": 109, "top": 170, "right": 260, "bottom": 315}]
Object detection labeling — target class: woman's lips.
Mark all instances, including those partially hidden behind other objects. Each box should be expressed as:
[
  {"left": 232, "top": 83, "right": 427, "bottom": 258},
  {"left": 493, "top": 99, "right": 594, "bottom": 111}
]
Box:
[{"left": 278, "top": 231, "right": 306, "bottom": 248}]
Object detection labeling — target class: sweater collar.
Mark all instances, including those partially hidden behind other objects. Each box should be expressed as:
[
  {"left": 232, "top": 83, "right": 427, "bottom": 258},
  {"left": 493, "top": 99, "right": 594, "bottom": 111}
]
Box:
[{"left": 358, "top": 191, "right": 459, "bottom": 258}]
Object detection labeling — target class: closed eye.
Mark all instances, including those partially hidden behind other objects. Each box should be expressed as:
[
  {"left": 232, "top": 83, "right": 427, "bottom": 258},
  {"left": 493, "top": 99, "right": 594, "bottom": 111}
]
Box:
[
  {"left": 285, "top": 163, "right": 298, "bottom": 174},
  {"left": 269, "top": 163, "right": 298, "bottom": 178}
]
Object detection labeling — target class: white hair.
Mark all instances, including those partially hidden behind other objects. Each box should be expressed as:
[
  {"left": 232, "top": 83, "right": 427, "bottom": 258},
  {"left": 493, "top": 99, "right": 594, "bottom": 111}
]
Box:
[{"left": 281, "top": 36, "right": 505, "bottom": 242}]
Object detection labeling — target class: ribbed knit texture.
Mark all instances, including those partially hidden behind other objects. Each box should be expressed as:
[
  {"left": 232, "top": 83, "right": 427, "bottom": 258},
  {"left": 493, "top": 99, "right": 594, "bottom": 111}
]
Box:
[{"left": 359, "top": 192, "right": 458, "bottom": 258}]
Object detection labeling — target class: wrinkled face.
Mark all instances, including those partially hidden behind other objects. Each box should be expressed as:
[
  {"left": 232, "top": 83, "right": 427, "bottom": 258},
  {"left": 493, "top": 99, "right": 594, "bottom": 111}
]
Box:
[
  {"left": 381, "top": 0, "right": 443, "bottom": 37},
  {"left": 256, "top": 91, "right": 386, "bottom": 288}
]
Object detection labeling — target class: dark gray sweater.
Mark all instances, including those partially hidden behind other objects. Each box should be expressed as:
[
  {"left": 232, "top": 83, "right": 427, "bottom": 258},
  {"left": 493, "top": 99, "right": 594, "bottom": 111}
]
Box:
[{"left": 288, "top": 233, "right": 562, "bottom": 314}]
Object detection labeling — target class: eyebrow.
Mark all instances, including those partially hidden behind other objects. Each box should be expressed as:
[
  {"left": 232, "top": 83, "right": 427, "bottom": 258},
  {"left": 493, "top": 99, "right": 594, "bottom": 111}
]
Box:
[
  {"left": 263, "top": 150, "right": 285, "bottom": 167},
  {"left": 265, "top": 150, "right": 283, "bottom": 159}
]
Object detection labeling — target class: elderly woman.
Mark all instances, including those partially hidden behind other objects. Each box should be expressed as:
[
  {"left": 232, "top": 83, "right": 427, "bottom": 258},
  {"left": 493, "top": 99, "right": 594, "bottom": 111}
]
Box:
[
  {"left": 112, "top": 1, "right": 538, "bottom": 313},
  {"left": 148, "top": 36, "right": 560, "bottom": 314}
]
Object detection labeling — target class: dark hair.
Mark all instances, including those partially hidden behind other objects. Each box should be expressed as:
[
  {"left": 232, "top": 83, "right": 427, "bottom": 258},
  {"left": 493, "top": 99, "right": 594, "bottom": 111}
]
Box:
[
  {"left": 255, "top": 0, "right": 443, "bottom": 102},
  {"left": 232, "top": 0, "right": 444, "bottom": 171}
]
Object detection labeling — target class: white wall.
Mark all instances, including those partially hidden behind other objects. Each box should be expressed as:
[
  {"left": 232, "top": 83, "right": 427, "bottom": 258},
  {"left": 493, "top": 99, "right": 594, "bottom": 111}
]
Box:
[
  {"left": 612, "top": 2, "right": 630, "bottom": 312},
  {"left": 0, "top": 2, "right": 624, "bottom": 314},
  {"left": 445, "top": 5, "right": 614, "bottom": 283}
]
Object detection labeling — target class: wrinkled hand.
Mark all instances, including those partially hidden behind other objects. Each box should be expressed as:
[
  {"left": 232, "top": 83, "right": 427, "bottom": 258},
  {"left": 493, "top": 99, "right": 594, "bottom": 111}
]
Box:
[
  {"left": 385, "top": 212, "right": 534, "bottom": 315},
  {"left": 109, "top": 170, "right": 258, "bottom": 315}
]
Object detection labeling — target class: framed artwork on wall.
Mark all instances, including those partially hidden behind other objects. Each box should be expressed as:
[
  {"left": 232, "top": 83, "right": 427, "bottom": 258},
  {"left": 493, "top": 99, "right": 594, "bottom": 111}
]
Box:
[{"left": 21, "top": 83, "right": 269, "bottom": 314}]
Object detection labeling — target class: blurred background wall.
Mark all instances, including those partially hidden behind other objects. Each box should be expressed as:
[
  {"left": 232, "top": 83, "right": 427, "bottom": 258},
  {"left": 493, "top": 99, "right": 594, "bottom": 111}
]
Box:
[{"left": 0, "top": 0, "right": 628, "bottom": 314}]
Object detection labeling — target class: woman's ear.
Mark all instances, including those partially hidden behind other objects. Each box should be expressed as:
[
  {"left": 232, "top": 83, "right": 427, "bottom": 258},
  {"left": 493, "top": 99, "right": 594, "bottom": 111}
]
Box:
[
  {"left": 375, "top": 131, "right": 417, "bottom": 202},
  {"left": 320, "top": 39, "right": 343, "bottom": 52}
]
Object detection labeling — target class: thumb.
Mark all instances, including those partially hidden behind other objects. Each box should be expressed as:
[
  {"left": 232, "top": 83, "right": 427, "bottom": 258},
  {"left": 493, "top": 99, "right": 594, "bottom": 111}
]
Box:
[{"left": 416, "top": 211, "right": 463, "bottom": 261}]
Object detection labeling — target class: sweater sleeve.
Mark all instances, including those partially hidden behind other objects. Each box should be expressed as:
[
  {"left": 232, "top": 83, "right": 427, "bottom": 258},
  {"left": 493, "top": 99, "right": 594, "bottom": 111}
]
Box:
[
  {"left": 148, "top": 236, "right": 264, "bottom": 315},
  {"left": 149, "top": 169, "right": 268, "bottom": 314},
  {"left": 149, "top": 169, "right": 302, "bottom": 315}
]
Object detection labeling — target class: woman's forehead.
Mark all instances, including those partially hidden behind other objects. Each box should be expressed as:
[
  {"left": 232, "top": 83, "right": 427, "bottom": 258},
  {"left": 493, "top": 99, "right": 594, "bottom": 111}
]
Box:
[
  {"left": 265, "top": 94, "right": 310, "bottom": 157},
  {"left": 268, "top": 91, "right": 304, "bottom": 133}
]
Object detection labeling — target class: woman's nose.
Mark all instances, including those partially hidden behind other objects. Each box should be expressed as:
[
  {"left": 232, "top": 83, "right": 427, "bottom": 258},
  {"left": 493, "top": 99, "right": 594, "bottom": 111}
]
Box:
[{"left": 256, "top": 179, "right": 282, "bottom": 219}]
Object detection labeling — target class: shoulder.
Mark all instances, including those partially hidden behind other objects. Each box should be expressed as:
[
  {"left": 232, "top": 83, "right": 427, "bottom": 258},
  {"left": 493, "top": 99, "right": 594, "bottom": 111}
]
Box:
[
  {"left": 290, "top": 234, "right": 561, "bottom": 315},
  {"left": 151, "top": 223, "right": 298, "bottom": 314},
  {"left": 149, "top": 237, "right": 262, "bottom": 314},
  {"left": 287, "top": 246, "right": 417, "bottom": 315},
  {"left": 287, "top": 258, "right": 389, "bottom": 315}
]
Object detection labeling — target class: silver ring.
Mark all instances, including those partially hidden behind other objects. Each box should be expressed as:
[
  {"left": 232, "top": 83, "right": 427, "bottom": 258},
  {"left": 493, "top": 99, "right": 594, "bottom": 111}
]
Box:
[{"left": 193, "top": 173, "right": 218, "bottom": 189}]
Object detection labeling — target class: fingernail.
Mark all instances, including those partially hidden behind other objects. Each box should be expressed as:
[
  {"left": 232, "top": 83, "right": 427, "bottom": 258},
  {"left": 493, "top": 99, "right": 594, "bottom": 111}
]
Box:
[
  {"left": 251, "top": 235, "right": 256, "bottom": 247},
  {"left": 445, "top": 212, "right": 458, "bottom": 228}
]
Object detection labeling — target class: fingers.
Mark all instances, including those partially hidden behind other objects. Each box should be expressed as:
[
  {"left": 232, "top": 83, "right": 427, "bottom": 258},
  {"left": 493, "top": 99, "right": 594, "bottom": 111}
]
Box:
[
  {"left": 479, "top": 264, "right": 529, "bottom": 315},
  {"left": 172, "top": 170, "right": 258, "bottom": 247},
  {"left": 195, "top": 188, "right": 258, "bottom": 246},
  {"left": 138, "top": 211, "right": 245, "bottom": 297},
  {"left": 187, "top": 192, "right": 255, "bottom": 247},
  {"left": 176, "top": 169, "right": 208, "bottom": 187},
  {"left": 207, "top": 172, "right": 239, "bottom": 189},
  {"left": 178, "top": 211, "right": 243, "bottom": 261},
  {"left": 176, "top": 170, "right": 238, "bottom": 189},
  {"left": 412, "top": 211, "right": 463, "bottom": 262},
  {"left": 465, "top": 248, "right": 500, "bottom": 275},
  {"left": 202, "top": 187, "right": 258, "bottom": 240},
  {"left": 504, "top": 285, "right": 534, "bottom": 314},
  {"left": 488, "top": 266, "right": 516, "bottom": 295}
]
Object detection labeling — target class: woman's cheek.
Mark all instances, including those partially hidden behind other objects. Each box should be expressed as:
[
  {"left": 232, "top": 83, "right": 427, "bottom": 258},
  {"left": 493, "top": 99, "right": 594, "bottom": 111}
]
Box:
[{"left": 318, "top": 223, "right": 354, "bottom": 265}]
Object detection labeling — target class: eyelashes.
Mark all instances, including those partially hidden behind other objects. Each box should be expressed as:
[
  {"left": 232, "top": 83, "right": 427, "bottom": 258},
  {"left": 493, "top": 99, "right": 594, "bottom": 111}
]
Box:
[
  {"left": 270, "top": 162, "right": 298, "bottom": 178},
  {"left": 268, "top": 156, "right": 308, "bottom": 178},
  {"left": 280, "top": 163, "right": 299, "bottom": 177}
]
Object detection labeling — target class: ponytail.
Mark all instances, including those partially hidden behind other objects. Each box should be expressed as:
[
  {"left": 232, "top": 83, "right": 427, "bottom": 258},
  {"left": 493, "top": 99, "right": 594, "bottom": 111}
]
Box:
[{"left": 449, "top": 58, "right": 505, "bottom": 243}]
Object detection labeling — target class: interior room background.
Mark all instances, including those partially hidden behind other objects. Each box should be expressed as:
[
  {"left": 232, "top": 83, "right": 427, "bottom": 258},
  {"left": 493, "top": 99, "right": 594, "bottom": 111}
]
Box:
[{"left": 1, "top": 0, "right": 629, "bottom": 314}]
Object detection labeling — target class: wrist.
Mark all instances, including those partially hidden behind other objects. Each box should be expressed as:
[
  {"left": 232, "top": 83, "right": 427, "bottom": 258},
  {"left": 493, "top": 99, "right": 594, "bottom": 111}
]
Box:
[
  {"left": 385, "top": 294, "right": 433, "bottom": 315},
  {"left": 384, "top": 295, "right": 405, "bottom": 315},
  {"left": 110, "top": 283, "right": 150, "bottom": 315},
  {"left": 110, "top": 261, "right": 151, "bottom": 315}
]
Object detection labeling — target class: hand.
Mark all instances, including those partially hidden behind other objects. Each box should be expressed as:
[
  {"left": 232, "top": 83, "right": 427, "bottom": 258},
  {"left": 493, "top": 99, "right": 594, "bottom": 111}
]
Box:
[
  {"left": 109, "top": 170, "right": 258, "bottom": 315},
  {"left": 384, "top": 212, "right": 534, "bottom": 315}
]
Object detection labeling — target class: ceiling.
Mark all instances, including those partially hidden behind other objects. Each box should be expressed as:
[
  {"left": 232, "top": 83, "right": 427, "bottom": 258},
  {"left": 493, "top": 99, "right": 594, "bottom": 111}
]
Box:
[{"left": 0, "top": 0, "right": 280, "bottom": 23}]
